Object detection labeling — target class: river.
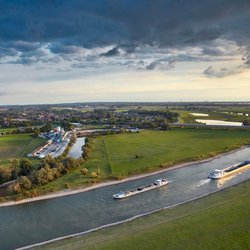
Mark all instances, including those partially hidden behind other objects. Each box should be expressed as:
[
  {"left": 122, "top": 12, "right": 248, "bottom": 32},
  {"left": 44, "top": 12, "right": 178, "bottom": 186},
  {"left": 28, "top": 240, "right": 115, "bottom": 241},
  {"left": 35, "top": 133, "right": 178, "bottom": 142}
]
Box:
[
  {"left": 1, "top": 147, "right": 250, "bottom": 250},
  {"left": 195, "top": 119, "right": 243, "bottom": 126},
  {"left": 67, "top": 137, "right": 86, "bottom": 159}
]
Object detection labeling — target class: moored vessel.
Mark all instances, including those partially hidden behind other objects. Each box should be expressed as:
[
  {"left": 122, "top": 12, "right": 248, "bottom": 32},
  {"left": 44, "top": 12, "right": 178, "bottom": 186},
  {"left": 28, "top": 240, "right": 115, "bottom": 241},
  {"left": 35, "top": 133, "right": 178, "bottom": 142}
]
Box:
[
  {"left": 113, "top": 179, "right": 168, "bottom": 199},
  {"left": 208, "top": 161, "right": 250, "bottom": 179}
]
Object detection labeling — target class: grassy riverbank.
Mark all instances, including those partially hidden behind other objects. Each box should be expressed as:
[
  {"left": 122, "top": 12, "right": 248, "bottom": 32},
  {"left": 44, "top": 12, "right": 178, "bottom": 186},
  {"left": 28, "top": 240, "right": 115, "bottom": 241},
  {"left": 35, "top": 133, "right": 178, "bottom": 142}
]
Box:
[
  {"left": 86, "top": 129, "right": 250, "bottom": 177},
  {"left": 1, "top": 128, "right": 250, "bottom": 201},
  {"left": 36, "top": 180, "right": 250, "bottom": 250},
  {"left": 29, "top": 129, "right": 250, "bottom": 191}
]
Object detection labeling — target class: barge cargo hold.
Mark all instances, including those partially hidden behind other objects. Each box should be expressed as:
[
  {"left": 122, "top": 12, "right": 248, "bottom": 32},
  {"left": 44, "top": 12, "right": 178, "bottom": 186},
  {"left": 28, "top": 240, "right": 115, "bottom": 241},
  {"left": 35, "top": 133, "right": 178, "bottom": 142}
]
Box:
[
  {"left": 113, "top": 179, "right": 168, "bottom": 199},
  {"left": 208, "top": 161, "right": 250, "bottom": 179}
]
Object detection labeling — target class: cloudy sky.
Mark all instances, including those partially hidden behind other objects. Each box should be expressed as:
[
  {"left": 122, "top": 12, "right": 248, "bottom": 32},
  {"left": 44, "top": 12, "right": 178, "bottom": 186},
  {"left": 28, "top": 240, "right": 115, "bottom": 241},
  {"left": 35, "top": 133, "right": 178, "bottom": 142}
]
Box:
[{"left": 0, "top": 0, "right": 250, "bottom": 104}]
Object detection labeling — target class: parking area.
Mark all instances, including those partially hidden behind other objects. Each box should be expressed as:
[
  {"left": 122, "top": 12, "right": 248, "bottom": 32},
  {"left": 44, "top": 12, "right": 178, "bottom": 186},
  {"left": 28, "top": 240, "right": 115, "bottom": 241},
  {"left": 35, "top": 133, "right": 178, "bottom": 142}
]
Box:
[{"left": 34, "top": 132, "right": 72, "bottom": 158}]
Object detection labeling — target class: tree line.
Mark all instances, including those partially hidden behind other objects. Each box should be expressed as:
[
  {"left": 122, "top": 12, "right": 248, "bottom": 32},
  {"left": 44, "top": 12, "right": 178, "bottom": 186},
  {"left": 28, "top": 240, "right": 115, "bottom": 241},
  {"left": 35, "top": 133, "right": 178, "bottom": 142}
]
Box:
[{"left": 0, "top": 156, "right": 84, "bottom": 194}]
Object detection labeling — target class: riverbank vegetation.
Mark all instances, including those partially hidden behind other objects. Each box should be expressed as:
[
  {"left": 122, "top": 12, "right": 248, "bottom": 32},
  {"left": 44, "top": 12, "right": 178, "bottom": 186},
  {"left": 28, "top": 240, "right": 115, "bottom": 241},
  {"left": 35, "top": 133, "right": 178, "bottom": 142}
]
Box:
[
  {"left": 1, "top": 128, "right": 250, "bottom": 201},
  {"left": 20, "top": 128, "right": 250, "bottom": 195},
  {"left": 0, "top": 155, "right": 84, "bottom": 196},
  {"left": 37, "top": 180, "right": 250, "bottom": 250}
]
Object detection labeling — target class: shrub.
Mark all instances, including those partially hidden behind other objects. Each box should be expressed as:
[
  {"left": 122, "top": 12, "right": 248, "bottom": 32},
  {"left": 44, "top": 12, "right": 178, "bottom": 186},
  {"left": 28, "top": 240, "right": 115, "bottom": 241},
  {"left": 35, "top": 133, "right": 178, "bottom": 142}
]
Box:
[
  {"left": 19, "top": 176, "right": 32, "bottom": 190},
  {"left": 81, "top": 168, "right": 88, "bottom": 175},
  {"left": 91, "top": 172, "right": 98, "bottom": 178}
]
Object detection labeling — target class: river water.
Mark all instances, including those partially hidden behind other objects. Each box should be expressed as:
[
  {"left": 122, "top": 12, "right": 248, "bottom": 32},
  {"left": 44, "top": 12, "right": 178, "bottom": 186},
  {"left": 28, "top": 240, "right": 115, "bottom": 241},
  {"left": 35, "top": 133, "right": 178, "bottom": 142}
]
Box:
[
  {"left": 195, "top": 119, "right": 243, "bottom": 126},
  {"left": 67, "top": 137, "right": 86, "bottom": 159},
  {"left": 1, "top": 147, "right": 250, "bottom": 250}
]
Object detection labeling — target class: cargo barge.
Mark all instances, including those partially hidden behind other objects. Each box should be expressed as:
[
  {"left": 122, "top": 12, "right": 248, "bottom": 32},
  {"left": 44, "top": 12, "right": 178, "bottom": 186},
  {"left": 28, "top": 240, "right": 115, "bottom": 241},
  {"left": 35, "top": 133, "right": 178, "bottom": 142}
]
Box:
[
  {"left": 208, "top": 161, "right": 250, "bottom": 179},
  {"left": 113, "top": 179, "right": 168, "bottom": 199}
]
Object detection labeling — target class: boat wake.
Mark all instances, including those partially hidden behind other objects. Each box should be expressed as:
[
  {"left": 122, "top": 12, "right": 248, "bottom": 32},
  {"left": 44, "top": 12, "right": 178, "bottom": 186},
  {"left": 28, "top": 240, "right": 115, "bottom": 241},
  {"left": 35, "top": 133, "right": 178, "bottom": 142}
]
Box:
[
  {"left": 188, "top": 179, "right": 210, "bottom": 191},
  {"left": 196, "top": 179, "right": 211, "bottom": 187}
]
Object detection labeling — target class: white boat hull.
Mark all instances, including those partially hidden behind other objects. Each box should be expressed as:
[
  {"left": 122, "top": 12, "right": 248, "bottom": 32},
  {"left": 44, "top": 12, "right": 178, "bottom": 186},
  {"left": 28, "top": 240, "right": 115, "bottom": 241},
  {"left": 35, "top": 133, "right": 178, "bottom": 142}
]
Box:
[
  {"left": 113, "top": 179, "right": 168, "bottom": 199},
  {"left": 208, "top": 161, "right": 250, "bottom": 179}
]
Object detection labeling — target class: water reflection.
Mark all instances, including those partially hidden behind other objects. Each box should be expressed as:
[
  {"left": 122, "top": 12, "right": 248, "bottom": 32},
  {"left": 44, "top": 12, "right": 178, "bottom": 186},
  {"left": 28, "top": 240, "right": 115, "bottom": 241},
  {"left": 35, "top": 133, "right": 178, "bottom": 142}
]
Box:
[
  {"left": 67, "top": 137, "right": 85, "bottom": 159},
  {"left": 216, "top": 175, "right": 236, "bottom": 188}
]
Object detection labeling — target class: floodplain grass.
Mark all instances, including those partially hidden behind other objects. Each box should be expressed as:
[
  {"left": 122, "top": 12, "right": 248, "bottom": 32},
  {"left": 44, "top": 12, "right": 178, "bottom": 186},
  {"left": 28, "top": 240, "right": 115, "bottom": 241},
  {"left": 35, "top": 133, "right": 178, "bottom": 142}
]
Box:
[
  {"left": 102, "top": 129, "right": 250, "bottom": 177},
  {"left": 0, "top": 134, "right": 46, "bottom": 162},
  {"left": 2, "top": 128, "right": 250, "bottom": 199},
  {"left": 30, "top": 128, "right": 250, "bottom": 193},
  {"left": 36, "top": 180, "right": 250, "bottom": 250}
]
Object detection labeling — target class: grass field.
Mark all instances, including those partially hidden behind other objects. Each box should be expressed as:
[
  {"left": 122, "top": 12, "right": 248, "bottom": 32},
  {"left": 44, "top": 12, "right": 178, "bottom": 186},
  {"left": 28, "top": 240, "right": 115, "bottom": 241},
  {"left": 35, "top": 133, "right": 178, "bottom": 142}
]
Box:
[
  {"left": 87, "top": 129, "right": 250, "bottom": 177},
  {"left": 35, "top": 128, "right": 250, "bottom": 194},
  {"left": 0, "top": 134, "right": 46, "bottom": 163},
  {"left": 37, "top": 180, "right": 250, "bottom": 250}
]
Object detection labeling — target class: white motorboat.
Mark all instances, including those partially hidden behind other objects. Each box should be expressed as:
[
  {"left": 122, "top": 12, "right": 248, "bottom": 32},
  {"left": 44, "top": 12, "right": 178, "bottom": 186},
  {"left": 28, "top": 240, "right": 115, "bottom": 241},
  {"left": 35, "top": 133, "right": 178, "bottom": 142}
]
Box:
[{"left": 208, "top": 161, "right": 250, "bottom": 179}]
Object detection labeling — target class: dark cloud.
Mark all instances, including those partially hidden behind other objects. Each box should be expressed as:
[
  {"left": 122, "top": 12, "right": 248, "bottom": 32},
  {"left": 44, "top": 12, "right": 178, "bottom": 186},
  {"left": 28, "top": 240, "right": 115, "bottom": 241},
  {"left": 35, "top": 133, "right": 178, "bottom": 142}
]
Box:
[
  {"left": 101, "top": 47, "right": 120, "bottom": 57},
  {"left": 146, "top": 59, "right": 175, "bottom": 71},
  {"left": 1, "top": 1, "right": 250, "bottom": 46},
  {"left": 203, "top": 65, "right": 243, "bottom": 78},
  {"left": 242, "top": 51, "right": 250, "bottom": 67},
  {"left": 0, "top": 0, "right": 250, "bottom": 67},
  {"left": 10, "top": 41, "right": 40, "bottom": 52},
  {"left": 49, "top": 44, "right": 82, "bottom": 54}
]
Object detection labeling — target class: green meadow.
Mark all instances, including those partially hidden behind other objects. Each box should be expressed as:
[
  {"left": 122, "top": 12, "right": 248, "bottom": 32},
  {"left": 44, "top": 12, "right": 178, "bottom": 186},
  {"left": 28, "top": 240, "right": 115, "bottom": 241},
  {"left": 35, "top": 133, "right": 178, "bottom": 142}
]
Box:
[
  {"left": 37, "top": 180, "right": 250, "bottom": 250},
  {"left": 86, "top": 129, "right": 250, "bottom": 177},
  {"left": 36, "top": 128, "right": 250, "bottom": 193},
  {"left": 0, "top": 134, "right": 46, "bottom": 163}
]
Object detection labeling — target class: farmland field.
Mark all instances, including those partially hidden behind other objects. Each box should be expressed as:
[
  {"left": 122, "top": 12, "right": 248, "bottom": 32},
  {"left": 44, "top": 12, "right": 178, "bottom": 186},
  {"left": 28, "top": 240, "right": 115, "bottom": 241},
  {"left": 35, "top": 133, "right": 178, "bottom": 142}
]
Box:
[
  {"left": 86, "top": 129, "right": 250, "bottom": 177},
  {"left": 0, "top": 134, "right": 46, "bottom": 161}
]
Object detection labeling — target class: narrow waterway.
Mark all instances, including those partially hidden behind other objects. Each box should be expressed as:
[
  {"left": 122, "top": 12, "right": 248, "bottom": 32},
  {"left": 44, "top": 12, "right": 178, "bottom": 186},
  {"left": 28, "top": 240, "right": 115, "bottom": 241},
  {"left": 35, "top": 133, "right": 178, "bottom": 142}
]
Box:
[
  {"left": 195, "top": 119, "right": 243, "bottom": 126},
  {"left": 67, "top": 137, "right": 85, "bottom": 159},
  {"left": 1, "top": 147, "right": 250, "bottom": 250}
]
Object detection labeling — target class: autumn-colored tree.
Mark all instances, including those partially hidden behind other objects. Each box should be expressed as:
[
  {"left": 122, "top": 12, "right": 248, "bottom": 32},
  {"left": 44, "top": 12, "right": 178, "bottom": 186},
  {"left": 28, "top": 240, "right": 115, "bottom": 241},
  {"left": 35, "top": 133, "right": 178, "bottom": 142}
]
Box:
[
  {"left": 81, "top": 168, "right": 88, "bottom": 175},
  {"left": 19, "top": 176, "right": 32, "bottom": 190}
]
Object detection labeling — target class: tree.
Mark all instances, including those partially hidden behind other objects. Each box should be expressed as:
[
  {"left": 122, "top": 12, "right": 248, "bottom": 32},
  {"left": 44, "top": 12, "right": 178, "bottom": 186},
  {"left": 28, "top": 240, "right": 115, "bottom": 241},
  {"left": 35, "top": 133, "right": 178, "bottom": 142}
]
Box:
[
  {"left": 12, "top": 182, "right": 21, "bottom": 194},
  {"left": 33, "top": 127, "right": 40, "bottom": 137},
  {"left": 31, "top": 167, "right": 53, "bottom": 185},
  {"left": 9, "top": 159, "right": 20, "bottom": 179},
  {"left": 242, "top": 119, "right": 250, "bottom": 126},
  {"left": 82, "top": 147, "right": 91, "bottom": 160},
  {"left": 19, "top": 158, "right": 32, "bottom": 176},
  {"left": 81, "top": 168, "right": 88, "bottom": 175},
  {"left": 0, "top": 166, "right": 12, "bottom": 184},
  {"left": 44, "top": 166, "right": 54, "bottom": 182},
  {"left": 41, "top": 155, "right": 57, "bottom": 168},
  {"left": 51, "top": 168, "right": 61, "bottom": 178},
  {"left": 160, "top": 121, "right": 171, "bottom": 130},
  {"left": 40, "top": 123, "right": 52, "bottom": 133},
  {"left": 55, "top": 162, "right": 65, "bottom": 174},
  {"left": 64, "top": 157, "right": 77, "bottom": 170},
  {"left": 19, "top": 176, "right": 32, "bottom": 190}
]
